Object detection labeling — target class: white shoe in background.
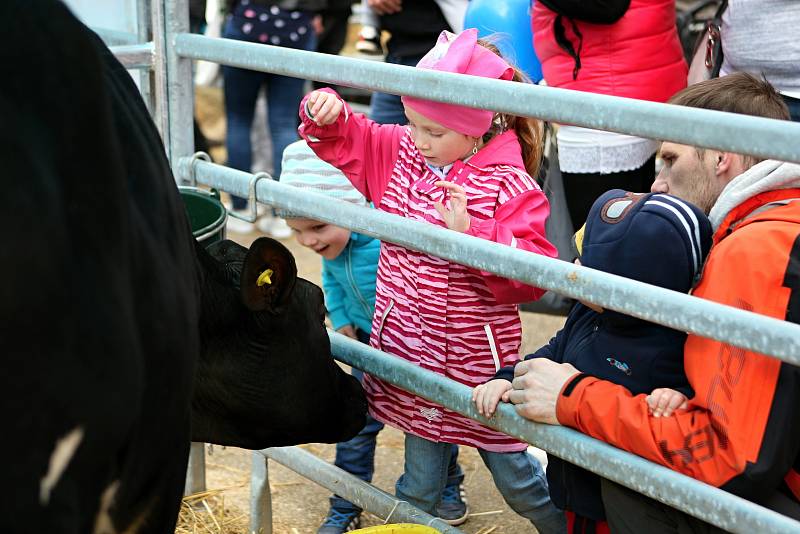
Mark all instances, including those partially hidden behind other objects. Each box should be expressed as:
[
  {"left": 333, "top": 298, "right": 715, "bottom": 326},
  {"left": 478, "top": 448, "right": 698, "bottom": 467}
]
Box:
[
  {"left": 226, "top": 210, "right": 255, "bottom": 234},
  {"left": 268, "top": 217, "right": 292, "bottom": 239},
  {"left": 256, "top": 215, "right": 292, "bottom": 239}
]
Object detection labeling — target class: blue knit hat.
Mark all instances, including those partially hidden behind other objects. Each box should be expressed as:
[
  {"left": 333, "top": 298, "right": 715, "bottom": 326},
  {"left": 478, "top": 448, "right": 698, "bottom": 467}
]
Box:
[
  {"left": 276, "top": 140, "right": 367, "bottom": 218},
  {"left": 575, "top": 190, "right": 713, "bottom": 293}
]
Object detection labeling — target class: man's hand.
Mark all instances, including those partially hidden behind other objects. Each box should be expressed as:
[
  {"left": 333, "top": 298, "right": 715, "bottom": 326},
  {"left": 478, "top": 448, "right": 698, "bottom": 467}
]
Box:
[
  {"left": 508, "top": 359, "right": 579, "bottom": 425},
  {"left": 368, "top": 0, "right": 402, "bottom": 15}
]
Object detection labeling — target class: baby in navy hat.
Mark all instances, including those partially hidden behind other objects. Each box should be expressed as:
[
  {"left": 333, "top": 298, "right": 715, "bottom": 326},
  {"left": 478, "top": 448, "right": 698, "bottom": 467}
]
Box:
[{"left": 473, "top": 189, "right": 713, "bottom": 532}]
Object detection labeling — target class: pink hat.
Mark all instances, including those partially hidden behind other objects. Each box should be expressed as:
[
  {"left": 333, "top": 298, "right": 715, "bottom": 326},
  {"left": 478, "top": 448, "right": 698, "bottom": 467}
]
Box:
[{"left": 401, "top": 29, "right": 514, "bottom": 137}]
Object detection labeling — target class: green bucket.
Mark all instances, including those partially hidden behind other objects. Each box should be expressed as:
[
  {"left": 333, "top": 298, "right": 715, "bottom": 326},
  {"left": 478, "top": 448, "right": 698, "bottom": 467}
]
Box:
[{"left": 179, "top": 186, "right": 227, "bottom": 247}]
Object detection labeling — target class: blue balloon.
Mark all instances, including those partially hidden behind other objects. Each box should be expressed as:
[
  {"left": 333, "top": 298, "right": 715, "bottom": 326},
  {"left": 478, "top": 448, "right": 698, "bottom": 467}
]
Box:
[{"left": 463, "top": 0, "right": 543, "bottom": 82}]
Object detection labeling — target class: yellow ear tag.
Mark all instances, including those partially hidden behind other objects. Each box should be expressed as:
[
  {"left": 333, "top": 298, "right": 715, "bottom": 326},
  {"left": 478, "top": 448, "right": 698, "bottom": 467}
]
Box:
[{"left": 256, "top": 268, "right": 274, "bottom": 287}]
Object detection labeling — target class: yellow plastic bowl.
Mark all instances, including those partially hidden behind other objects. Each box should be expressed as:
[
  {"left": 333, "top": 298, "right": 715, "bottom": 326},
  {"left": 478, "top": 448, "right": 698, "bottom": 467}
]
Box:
[{"left": 351, "top": 524, "right": 441, "bottom": 534}]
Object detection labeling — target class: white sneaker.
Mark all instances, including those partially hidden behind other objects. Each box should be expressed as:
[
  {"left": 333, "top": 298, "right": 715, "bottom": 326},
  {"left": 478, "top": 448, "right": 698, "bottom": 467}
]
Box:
[
  {"left": 226, "top": 210, "right": 255, "bottom": 234},
  {"left": 269, "top": 217, "right": 293, "bottom": 239},
  {"left": 355, "top": 26, "right": 382, "bottom": 55},
  {"left": 256, "top": 215, "right": 293, "bottom": 239},
  {"left": 255, "top": 214, "right": 275, "bottom": 234}
]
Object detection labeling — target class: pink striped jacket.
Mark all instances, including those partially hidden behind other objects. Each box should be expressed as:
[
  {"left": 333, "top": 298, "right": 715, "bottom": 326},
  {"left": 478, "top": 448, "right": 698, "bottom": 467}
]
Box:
[{"left": 299, "top": 90, "right": 557, "bottom": 452}]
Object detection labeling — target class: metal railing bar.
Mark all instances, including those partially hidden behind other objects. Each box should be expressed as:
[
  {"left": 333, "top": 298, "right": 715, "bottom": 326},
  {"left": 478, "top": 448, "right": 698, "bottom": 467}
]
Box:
[
  {"left": 329, "top": 332, "right": 800, "bottom": 534},
  {"left": 261, "top": 447, "right": 464, "bottom": 533},
  {"left": 176, "top": 159, "right": 800, "bottom": 367},
  {"left": 173, "top": 33, "right": 800, "bottom": 164},
  {"left": 110, "top": 42, "right": 154, "bottom": 69}
]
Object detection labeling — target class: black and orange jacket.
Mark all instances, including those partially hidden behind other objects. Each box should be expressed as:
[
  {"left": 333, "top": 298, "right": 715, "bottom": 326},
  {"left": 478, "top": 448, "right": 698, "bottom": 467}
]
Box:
[{"left": 557, "top": 187, "right": 800, "bottom": 507}]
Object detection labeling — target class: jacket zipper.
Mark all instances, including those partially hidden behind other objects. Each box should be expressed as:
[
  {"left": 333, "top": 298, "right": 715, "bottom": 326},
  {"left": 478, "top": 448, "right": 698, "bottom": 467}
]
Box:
[
  {"left": 376, "top": 299, "right": 394, "bottom": 351},
  {"left": 346, "top": 245, "right": 372, "bottom": 320},
  {"left": 484, "top": 324, "right": 502, "bottom": 372}
]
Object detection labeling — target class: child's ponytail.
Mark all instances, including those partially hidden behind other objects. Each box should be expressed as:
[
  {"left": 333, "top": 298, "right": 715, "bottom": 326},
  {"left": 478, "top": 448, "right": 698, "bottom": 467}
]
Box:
[{"left": 477, "top": 40, "right": 545, "bottom": 178}]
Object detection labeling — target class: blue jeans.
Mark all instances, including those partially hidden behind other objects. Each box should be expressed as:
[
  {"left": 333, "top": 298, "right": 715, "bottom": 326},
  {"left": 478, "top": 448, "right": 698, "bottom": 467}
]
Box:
[
  {"left": 222, "top": 17, "right": 313, "bottom": 210},
  {"left": 369, "top": 53, "right": 424, "bottom": 126},
  {"left": 397, "top": 434, "right": 566, "bottom": 534},
  {"left": 330, "top": 331, "right": 462, "bottom": 514}
]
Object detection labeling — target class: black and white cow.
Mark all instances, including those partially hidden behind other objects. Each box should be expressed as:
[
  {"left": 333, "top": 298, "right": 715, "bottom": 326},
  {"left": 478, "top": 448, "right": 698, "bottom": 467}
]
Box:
[{"left": 0, "top": 1, "right": 366, "bottom": 532}]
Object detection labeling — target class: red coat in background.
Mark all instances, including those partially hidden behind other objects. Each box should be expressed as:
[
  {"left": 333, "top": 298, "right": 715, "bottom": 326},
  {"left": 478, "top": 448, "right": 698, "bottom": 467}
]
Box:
[{"left": 532, "top": 0, "right": 687, "bottom": 103}]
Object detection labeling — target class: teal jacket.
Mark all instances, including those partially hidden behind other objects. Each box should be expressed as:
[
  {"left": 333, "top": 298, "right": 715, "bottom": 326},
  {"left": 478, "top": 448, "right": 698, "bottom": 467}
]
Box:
[{"left": 322, "top": 231, "right": 380, "bottom": 334}]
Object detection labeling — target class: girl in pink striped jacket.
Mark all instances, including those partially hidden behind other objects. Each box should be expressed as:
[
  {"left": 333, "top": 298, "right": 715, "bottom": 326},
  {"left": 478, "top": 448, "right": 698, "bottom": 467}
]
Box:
[{"left": 299, "top": 29, "right": 566, "bottom": 533}]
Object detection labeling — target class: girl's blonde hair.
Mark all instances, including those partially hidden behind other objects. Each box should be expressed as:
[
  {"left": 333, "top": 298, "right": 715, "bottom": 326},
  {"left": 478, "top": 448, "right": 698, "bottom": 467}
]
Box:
[{"left": 477, "top": 39, "right": 544, "bottom": 178}]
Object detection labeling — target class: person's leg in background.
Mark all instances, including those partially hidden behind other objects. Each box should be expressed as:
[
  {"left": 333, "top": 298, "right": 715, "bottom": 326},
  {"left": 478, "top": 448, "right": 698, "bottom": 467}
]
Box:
[
  {"left": 355, "top": 0, "right": 383, "bottom": 55},
  {"left": 395, "top": 434, "right": 452, "bottom": 515},
  {"left": 561, "top": 154, "right": 656, "bottom": 230},
  {"left": 478, "top": 449, "right": 567, "bottom": 534},
  {"left": 221, "top": 11, "right": 266, "bottom": 216},
  {"left": 265, "top": 72, "right": 305, "bottom": 182},
  {"left": 313, "top": 0, "right": 353, "bottom": 91},
  {"left": 222, "top": 63, "right": 263, "bottom": 212}
]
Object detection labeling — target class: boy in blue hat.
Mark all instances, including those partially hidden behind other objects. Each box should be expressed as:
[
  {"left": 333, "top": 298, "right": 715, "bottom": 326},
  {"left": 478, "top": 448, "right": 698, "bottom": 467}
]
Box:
[{"left": 472, "top": 189, "right": 713, "bottom": 534}]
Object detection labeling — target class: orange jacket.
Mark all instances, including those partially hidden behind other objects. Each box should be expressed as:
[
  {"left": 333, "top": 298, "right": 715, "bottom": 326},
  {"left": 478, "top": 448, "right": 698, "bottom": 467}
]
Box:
[{"left": 557, "top": 188, "right": 800, "bottom": 504}]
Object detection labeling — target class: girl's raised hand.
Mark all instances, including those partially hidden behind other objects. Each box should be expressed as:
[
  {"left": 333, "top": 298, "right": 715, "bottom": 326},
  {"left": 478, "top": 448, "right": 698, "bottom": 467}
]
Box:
[
  {"left": 434, "top": 181, "right": 470, "bottom": 233},
  {"left": 306, "top": 90, "right": 343, "bottom": 126}
]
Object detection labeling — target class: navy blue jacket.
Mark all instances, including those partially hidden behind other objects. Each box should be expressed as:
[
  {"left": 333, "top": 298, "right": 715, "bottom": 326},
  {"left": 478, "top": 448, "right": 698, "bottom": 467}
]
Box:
[
  {"left": 494, "top": 190, "right": 712, "bottom": 520},
  {"left": 496, "top": 303, "right": 694, "bottom": 519}
]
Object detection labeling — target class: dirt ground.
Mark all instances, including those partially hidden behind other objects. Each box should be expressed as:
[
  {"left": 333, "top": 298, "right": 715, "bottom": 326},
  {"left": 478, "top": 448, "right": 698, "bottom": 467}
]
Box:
[{"left": 188, "top": 85, "right": 567, "bottom": 534}]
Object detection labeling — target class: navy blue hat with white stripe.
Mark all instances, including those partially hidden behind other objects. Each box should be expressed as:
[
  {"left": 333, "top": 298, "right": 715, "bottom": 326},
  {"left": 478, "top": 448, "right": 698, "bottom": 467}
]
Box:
[{"left": 575, "top": 189, "right": 713, "bottom": 293}]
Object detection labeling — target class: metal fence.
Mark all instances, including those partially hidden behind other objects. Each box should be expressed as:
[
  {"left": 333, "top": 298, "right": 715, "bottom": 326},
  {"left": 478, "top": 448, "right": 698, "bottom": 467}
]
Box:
[{"left": 109, "top": 1, "right": 800, "bottom": 532}]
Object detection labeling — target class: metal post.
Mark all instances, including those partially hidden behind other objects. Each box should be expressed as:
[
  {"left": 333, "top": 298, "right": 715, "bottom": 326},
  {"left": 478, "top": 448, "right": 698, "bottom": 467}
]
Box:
[
  {"left": 150, "top": 0, "right": 169, "bottom": 142},
  {"left": 136, "top": 0, "right": 154, "bottom": 114},
  {"left": 250, "top": 451, "right": 273, "bottom": 534},
  {"left": 153, "top": 0, "right": 194, "bottom": 167},
  {"left": 184, "top": 442, "right": 207, "bottom": 495}
]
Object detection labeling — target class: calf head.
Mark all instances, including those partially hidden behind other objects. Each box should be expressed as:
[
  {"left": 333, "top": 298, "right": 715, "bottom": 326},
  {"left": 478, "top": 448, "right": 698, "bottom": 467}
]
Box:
[{"left": 192, "top": 237, "right": 367, "bottom": 449}]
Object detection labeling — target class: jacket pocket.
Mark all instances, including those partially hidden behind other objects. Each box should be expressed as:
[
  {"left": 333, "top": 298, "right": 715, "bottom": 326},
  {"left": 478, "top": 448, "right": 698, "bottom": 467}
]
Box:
[{"left": 376, "top": 299, "right": 394, "bottom": 352}]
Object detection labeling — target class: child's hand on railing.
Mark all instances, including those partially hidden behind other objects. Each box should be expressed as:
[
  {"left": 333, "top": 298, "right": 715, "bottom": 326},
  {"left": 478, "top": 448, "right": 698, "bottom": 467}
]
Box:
[
  {"left": 472, "top": 379, "right": 513, "bottom": 418},
  {"left": 646, "top": 387, "right": 688, "bottom": 418}
]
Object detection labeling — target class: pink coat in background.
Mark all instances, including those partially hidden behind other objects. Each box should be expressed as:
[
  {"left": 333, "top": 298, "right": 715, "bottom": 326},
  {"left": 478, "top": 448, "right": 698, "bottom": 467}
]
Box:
[{"left": 299, "top": 90, "right": 557, "bottom": 452}]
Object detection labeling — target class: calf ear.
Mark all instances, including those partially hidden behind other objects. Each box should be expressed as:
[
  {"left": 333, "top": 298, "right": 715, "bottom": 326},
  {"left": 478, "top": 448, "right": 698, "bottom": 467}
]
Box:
[{"left": 241, "top": 237, "right": 298, "bottom": 312}]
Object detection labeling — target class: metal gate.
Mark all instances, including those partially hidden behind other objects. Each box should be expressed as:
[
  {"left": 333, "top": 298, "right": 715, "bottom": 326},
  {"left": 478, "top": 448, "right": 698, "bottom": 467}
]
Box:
[{"left": 99, "top": 1, "right": 800, "bottom": 532}]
